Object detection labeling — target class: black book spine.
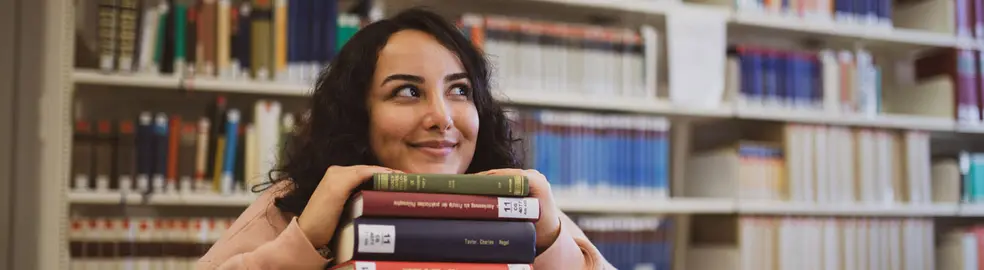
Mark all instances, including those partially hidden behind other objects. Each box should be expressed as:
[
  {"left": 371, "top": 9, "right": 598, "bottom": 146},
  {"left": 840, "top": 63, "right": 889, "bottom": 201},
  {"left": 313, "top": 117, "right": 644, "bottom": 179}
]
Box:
[
  {"left": 186, "top": 4, "right": 198, "bottom": 71},
  {"left": 117, "top": 119, "right": 137, "bottom": 189},
  {"left": 161, "top": 0, "right": 176, "bottom": 73},
  {"left": 347, "top": 218, "right": 536, "bottom": 264},
  {"left": 205, "top": 96, "right": 227, "bottom": 180},
  {"left": 238, "top": 2, "right": 251, "bottom": 74},
  {"left": 136, "top": 112, "right": 154, "bottom": 190}
]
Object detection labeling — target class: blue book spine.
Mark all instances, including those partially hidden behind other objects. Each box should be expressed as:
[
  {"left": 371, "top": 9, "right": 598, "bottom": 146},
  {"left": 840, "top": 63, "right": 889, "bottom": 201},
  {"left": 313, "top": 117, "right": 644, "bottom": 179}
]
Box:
[
  {"left": 749, "top": 50, "right": 764, "bottom": 104},
  {"left": 855, "top": 0, "right": 866, "bottom": 17},
  {"left": 287, "top": 0, "right": 300, "bottom": 73},
  {"left": 739, "top": 49, "right": 750, "bottom": 102},
  {"left": 299, "top": 0, "right": 312, "bottom": 65},
  {"left": 785, "top": 53, "right": 798, "bottom": 106},
  {"left": 653, "top": 125, "right": 663, "bottom": 196},
  {"left": 882, "top": 0, "right": 892, "bottom": 22},
  {"left": 586, "top": 116, "right": 598, "bottom": 192},
  {"left": 137, "top": 112, "right": 154, "bottom": 182},
  {"left": 764, "top": 51, "right": 779, "bottom": 105},
  {"left": 808, "top": 56, "right": 820, "bottom": 106},
  {"left": 325, "top": 0, "right": 339, "bottom": 62},
  {"left": 796, "top": 55, "right": 809, "bottom": 107},
  {"left": 222, "top": 109, "right": 241, "bottom": 194}
]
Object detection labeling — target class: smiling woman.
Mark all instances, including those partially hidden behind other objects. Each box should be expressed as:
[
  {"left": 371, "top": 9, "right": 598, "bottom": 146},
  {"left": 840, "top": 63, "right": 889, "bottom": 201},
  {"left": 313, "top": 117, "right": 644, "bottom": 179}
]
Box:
[{"left": 195, "top": 7, "right": 614, "bottom": 270}]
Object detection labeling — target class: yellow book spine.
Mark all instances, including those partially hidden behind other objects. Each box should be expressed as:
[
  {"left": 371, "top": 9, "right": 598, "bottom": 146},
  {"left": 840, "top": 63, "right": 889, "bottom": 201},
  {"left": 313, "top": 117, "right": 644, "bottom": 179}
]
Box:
[
  {"left": 275, "top": 0, "right": 287, "bottom": 79},
  {"left": 212, "top": 137, "right": 226, "bottom": 192},
  {"left": 217, "top": 0, "right": 230, "bottom": 76}
]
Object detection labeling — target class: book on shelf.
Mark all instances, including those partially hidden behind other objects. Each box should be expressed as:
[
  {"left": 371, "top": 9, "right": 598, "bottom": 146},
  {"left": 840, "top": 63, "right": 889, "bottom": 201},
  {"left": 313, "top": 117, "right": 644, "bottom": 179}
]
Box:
[
  {"left": 694, "top": 0, "right": 892, "bottom": 27},
  {"left": 687, "top": 123, "right": 933, "bottom": 204},
  {"left": 69, "top": 216, "right": 233, "bottom": 270},
  {"left": 70, "top": 97, "right": 297, "bottom": 197},
  {"left": 77, "top": 0, "right": 364, "bottom": 85},
  {"left": 739, "top": 216, "right": 933, "bottom": 270},
  {"left": 936, "top": 225, "right": 984, "bottom": 270},
  {"left": 727, "top": 45, "right": 880, "bottom": 116},
  {"left": 457, "top": 13, "right": 658, "bottom": 101},
  {"left": 511, "top": 109, "right": 670, "bottom": 199},
  {"left": 575, "top": 215, "right": 673, "bottom": 270}
]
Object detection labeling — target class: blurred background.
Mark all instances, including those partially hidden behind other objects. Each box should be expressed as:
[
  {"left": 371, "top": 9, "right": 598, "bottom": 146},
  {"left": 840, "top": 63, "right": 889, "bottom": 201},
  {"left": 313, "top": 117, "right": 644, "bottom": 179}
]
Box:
[{"left": 4, "top": 0, "right": 984, "bottom": 269}]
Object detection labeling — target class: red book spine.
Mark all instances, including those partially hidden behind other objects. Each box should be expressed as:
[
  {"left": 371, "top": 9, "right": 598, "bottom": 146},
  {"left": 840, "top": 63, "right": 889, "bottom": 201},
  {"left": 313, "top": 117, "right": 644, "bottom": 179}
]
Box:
[
  {"left": 355, "top": 191, "right": 540, "bottom": 221},
  {"left": 331, "top": 261, "right": 533, "bottom": 270}
]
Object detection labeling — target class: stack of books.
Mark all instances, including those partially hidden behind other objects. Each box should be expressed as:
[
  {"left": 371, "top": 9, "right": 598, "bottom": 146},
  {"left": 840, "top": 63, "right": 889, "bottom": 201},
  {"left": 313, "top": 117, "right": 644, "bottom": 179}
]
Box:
[{"left": 329, "top": 173, "right": 540, "bottom": 270}]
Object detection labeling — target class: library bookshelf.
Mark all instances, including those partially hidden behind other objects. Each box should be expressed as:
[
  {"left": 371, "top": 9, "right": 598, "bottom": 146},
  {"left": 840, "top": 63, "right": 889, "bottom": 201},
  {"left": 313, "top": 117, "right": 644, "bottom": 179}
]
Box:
[{"left": 36, "top": 0, "right": 984, "bottom": 269}]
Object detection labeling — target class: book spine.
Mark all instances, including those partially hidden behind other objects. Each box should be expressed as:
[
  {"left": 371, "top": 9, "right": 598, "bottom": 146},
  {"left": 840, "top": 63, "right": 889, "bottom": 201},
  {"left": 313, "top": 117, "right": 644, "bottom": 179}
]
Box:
[
  {"left": 136, "top": 112, "right": 153, "bottom": 193},
  {"left": 194, "top": 118, "right": 210, "bottom": 191},
  {"left": 179, "top": 122, "right": 198, "bottom": 192},
  {"left": 199, "top": 0, "right": 217, "bottom": 76},
  {"left": 139, "top": 3, "right": 160, "bottom": 73},
  {"left": 357, "top": 191, "right": 540, "bottom": 221},
  {"left": 251, "top": 0, "right": 272, "bottom": 80},
  {"left": 153, "top": 113, "right": 169, "bottom": 193},
  {"left": 217, "top": 0, "right": 231, "bottom": 78},
  {"left": 221, "top": 109, "right": 241, "bottom": 195},
  {"left": 371, "top": 174, "right": 529, "bottom": 197},
  {"left": 173, "top": 3, "right": 186, "bottom": 74},
  {"left": 331, "top": 261, "right": 532, "bottom": 270},
  {"left": 237, "top": 2, "right": 252, "bottom": 78},
  {"left": 73, "top": 121, "right": 94, "bottom": 191},
  {"left": 161, "top": 0, "right": 176, "bottom": 74},
  {"left": 98, "top": 0, "right": 120, "bottom": 71},
  {"left": 94, "top": 121, "right": 114, "bottom": 192},
  {"left": 274, "top": 0, "right": 287, "bottom": 81},
  {"left": 117, "top": 120, "right": 136, "bottom": 192},
  {"left": 348, "top": 218, "right": 535, "bottom": 263},
  {"left": 185, "top": 5, "right": 197, "bottom": 75},
  {"left": 118, "top": 0, "right": 139, "bottom": 72},
  {"left": 166, "top": 116, "right": 181, "bottom": 192}
]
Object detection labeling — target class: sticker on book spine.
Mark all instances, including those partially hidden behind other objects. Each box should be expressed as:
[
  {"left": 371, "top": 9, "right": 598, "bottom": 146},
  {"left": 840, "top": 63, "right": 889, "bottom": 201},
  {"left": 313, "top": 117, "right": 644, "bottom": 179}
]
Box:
[
  {"left": 497, "top": 198, "right": 539, "bottom": 219},
  {"left": 508, "top": 265, "right": 532, "bottom": 270},
  {"left": 353, "top": 262, "right": 376, "bottom": 270},
  {"left": 358, "top": 224, "right": 395, "bottom": 254}
]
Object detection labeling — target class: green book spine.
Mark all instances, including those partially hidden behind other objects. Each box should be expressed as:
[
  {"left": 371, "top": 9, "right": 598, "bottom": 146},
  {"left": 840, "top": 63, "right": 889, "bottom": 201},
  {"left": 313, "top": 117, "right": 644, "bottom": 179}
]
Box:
[
  {"left": 174, "top": 4, "right": 186, "bottom": 61},
  {"left": 154, "top": 9, "right": 167, "bottom": 65},
  {"left": 371, "top": 173, "right": 529, "bottom": 197}
]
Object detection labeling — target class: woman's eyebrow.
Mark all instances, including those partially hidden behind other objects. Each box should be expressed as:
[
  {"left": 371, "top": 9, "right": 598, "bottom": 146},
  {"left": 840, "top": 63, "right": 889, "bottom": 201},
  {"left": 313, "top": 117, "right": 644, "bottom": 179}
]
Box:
[
  {"left": 445, "top": 72, "right": 468, "bottom": 82},
  {"left": 381, "top": 74, "right": 424, "bottom": 86}
]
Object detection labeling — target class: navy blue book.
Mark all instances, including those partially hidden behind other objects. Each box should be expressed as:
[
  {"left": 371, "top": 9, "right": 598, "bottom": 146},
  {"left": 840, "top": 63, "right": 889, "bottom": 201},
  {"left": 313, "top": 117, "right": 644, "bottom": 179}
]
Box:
[{"left": 332, "top": 218, "right": 536, "bottom": 264}]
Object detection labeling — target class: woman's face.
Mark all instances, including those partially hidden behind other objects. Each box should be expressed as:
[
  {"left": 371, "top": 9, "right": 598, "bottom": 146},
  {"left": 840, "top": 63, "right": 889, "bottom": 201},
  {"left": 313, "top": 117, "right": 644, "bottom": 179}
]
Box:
[{"left": 366, "top": 30, "right": 480, "bottom": 174}]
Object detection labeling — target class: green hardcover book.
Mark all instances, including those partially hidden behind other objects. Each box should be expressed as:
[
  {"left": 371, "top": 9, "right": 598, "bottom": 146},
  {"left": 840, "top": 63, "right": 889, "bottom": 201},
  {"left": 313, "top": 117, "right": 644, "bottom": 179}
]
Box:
[
  {"left": 370, "top": 173, "right": 529, "bottom": 197},
  {"left": 174, "top": 4, "right": 186, "bottom": 63}
]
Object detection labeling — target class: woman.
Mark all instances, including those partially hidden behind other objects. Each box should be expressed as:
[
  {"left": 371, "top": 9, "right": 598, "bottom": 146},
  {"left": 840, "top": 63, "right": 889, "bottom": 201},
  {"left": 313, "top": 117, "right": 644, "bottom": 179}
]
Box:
[{"left": 197, "top": 8, "right": 612, "bottom": 270}]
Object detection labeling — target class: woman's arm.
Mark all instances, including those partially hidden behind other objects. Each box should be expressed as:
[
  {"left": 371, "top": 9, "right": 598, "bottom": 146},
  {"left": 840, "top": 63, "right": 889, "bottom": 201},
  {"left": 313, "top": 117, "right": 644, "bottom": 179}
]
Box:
[
  {"left": 196, "top": 184, "right": 330, "bottom": 270},
  {"left": 532, "top": 212, "right": 615, "bottom": 270}
]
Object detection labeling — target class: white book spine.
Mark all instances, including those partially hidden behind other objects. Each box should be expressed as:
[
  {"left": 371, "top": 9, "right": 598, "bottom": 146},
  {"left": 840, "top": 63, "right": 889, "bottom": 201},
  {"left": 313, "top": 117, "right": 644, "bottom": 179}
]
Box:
[
  {"left": 844, "top": 220, "right": 858, "bottom": 270},
  {"left": 802, "top": 126, "right": 815, "bottom": 202},
  {"left": 641, "top": 25, "right": 658, "bottom": 99},
  {"left": 820, "top": 50, "right": 840, "bottom": 113},
  {"left": 815, "top": 126, "right": 829, "bottom": 203}
]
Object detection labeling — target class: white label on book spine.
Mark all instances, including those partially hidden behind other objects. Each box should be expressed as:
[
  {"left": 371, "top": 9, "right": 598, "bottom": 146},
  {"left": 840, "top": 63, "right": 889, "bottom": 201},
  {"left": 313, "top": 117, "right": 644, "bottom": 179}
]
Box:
[
  {"left": 353, "top": 262, "right": 376, "bottom": 270},
  {"left": 497, "top": 198, "right": 539, "bottom": 219},
  {"left": 508, "top": 265, "right": 532, "bottom": 270},
  {"left": 358, "top": 224, "right": 396, "bottom": 254}
]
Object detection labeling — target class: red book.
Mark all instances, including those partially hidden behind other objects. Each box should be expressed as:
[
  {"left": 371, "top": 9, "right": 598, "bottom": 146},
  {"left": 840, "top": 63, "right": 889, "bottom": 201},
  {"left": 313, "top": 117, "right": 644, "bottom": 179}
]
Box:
[
  {"left": 331, "top": 261, "right": 532, "bottom": 270},
  {"left": 349, "top": 191, "right": 540, "bottom": 221}
]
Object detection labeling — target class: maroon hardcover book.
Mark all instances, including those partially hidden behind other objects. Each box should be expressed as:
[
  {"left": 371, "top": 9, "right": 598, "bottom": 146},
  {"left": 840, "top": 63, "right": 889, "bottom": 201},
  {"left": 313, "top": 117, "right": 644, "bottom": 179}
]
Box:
[{"left": 349, "top": 191, "right": 540, "bottom": 221}]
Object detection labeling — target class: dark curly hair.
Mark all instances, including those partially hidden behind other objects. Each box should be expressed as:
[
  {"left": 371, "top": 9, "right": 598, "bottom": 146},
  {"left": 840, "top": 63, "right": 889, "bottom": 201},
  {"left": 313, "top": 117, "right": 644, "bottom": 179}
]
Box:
[{"left": 266, "top": 8, "right": 523, "bottom": 216}]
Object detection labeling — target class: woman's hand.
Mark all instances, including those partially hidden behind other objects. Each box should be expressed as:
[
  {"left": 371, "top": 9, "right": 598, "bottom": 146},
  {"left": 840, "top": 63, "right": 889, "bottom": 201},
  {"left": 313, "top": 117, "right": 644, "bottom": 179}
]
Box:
[
  {"left": 475, "top": 168, "right": 561, "bottom": 252},
  {"left": 297, "top": 165, "right": 403, "bottom": 247}
]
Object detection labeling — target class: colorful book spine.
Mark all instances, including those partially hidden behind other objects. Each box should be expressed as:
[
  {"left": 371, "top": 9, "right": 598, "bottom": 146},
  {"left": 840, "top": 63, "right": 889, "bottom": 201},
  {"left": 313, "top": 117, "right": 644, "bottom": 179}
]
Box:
[
  {"left": 351, "top": 191, "right": 540, "bottom": 221},
  {"left": 370, "top": 173, "right": 529, "bottom": 197}
]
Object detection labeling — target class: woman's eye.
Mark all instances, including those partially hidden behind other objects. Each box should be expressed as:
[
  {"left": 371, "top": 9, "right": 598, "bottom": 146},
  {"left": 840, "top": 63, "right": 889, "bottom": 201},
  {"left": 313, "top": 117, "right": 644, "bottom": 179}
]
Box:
[
  {"left": 449, "top": 85, "right": 470, "bottom": 97},
  {"left": 394, "top": 86, "right": 419, "bottom": 98}
]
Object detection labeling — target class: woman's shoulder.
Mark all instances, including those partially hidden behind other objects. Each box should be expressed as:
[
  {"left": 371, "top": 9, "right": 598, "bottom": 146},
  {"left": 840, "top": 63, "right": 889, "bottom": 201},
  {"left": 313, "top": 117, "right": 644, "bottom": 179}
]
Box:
[{"left": 197, "top": 181, "right": 297, "bottom": 267}]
